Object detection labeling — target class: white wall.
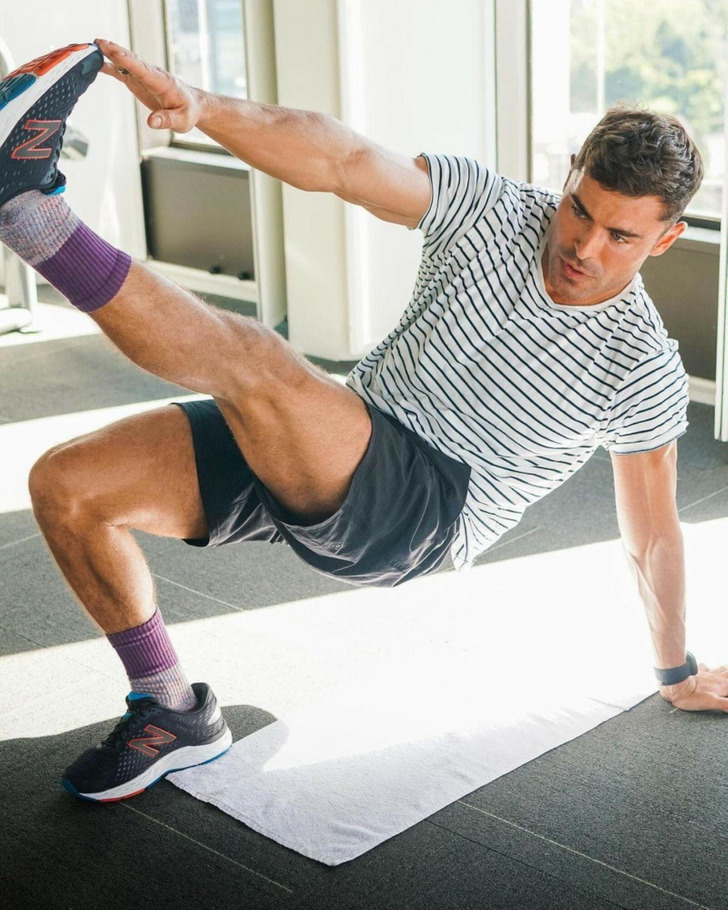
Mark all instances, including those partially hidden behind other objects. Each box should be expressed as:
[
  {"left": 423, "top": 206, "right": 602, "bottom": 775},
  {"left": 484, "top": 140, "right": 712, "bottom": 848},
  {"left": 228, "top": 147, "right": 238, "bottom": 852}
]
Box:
[
  {"left": 341, "top": 0, "right": 496, "bottom": 355},
  {"left": 274, "top": 0, "right": 496, "bottom": 361},
  {"left": 0, "top": 0, "right": 146, "bottom": 286},
  {"left": 1, "top": 0, "right": 497, "bottom": 362}
]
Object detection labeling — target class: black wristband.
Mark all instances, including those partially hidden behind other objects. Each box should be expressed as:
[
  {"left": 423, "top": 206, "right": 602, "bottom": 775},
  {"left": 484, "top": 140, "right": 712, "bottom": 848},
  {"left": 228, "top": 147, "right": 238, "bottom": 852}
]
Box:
[{"left": 654, "top": 651, "right": 698, "bottom": 686}]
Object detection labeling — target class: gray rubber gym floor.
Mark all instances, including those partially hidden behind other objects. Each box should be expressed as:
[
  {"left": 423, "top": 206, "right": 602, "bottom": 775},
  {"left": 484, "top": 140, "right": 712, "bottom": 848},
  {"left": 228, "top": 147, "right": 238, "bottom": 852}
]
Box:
[{"left": 2, "top": 287, "right": 727, "bottom": 910}]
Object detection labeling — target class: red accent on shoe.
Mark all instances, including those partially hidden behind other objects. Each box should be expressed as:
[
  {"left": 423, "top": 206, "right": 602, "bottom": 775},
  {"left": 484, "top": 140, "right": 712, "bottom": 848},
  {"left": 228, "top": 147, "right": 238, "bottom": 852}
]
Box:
[
  {"left": 5, "top": 43, "right": 92, "bottom": 81},
  {"left": 98, "top": 788, "right": 146, "bottom": 803},
  {"left": 11, "top": 119, "right": 62, "bottom": 160},
  {"left": 128, "top": 725, "right": 178, "bottom": 757}
]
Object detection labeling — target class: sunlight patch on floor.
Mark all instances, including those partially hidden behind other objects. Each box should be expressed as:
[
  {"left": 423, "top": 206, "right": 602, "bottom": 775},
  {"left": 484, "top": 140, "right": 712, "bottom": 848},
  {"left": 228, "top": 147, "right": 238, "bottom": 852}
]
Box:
[
  {"left": 3, "top": 517, "right": 726, "bottom": 750},
  {"left": 0, "top": 301, "right": 100, "bottom": 348},
  {"left": 0, "top": 393, "right": 208, "bottom": 513}
]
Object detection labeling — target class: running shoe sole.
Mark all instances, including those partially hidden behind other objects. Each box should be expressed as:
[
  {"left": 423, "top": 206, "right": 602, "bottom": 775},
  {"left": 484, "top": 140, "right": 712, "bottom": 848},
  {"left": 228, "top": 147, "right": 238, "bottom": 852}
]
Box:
[
  {"left": 61, "top": 726, "right": 233, "bottom": 803},
  {"left": 0, "top": 43, "right": 102, "bottom": 205},
  {"left": 0, "top": 43, "right": 99, "bottom": 146}
]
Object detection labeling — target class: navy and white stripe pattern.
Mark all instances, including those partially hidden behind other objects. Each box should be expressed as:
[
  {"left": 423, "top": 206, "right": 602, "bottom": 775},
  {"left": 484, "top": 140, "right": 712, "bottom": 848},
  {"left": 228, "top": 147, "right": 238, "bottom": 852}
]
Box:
[{"left": 345, "top": 154, "right": 689, "bottom": 571}]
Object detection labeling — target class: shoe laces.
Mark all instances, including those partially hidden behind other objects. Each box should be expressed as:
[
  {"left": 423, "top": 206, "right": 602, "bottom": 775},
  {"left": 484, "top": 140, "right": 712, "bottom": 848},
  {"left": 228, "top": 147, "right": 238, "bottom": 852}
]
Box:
[{"left": 100, "top": 698, "right": 157, "bottom": 751}]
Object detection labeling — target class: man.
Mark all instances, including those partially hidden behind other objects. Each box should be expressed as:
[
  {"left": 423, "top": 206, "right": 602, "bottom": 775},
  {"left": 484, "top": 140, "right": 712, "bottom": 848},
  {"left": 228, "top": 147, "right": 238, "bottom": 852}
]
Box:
[{"left": 1, "top": 40, "right": 726, "bottom": 803}]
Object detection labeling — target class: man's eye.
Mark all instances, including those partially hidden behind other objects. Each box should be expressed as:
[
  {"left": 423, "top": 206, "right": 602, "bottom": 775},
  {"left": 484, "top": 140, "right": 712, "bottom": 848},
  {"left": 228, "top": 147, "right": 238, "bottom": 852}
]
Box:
[
  {"left": 611, "top": 232, "right": 626, "bottom": 243},
  {"left": 571, "top": 204, "right": 586, "bottom": 218}
]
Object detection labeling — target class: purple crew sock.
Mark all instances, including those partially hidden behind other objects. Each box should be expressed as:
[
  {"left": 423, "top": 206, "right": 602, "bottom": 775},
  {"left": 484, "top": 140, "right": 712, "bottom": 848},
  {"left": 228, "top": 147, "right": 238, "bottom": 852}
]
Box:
[
  {"left": 0, "top": 189, "right": 131, "bottom": 312},
  {"left": 107, "top": 607, "right": 197, "bottom": 711}
]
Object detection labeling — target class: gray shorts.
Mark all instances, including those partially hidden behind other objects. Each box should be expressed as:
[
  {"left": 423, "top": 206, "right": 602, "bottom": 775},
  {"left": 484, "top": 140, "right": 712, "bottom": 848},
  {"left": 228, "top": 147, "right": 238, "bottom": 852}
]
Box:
[{"left": 175, "top": 398, "right": 471, "bottom": 588}]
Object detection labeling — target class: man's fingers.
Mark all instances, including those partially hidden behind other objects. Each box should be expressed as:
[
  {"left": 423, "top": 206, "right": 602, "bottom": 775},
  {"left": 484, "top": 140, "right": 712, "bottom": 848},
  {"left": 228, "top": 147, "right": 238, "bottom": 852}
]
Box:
[
  {"left": 672, "top": 688, "right": 728, "bottom": 712},
  {"left": 99, "top": 61, "right": 127, "bottom": 82},
  {"left": 94, "top": 37, "right": 134, "bottom": 61},
  {"left": 94, "top": 38, "right": 198, "bottom": 133},
  {"left": 94, "top": 38, "right": 136, "bottom": 68},
  {"left": 94, "top": 38, "right": 169, "bottom": 92}
]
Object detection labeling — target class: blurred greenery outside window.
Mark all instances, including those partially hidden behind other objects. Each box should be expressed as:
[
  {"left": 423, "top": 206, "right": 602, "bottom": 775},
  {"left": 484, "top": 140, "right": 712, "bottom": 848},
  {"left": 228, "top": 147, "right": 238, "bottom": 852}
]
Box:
[
  {"left": 530, "top": 0, "right": 728, "bottom": 223},
  {"left": 163, "top": 0, "right": 247, "bottom": 149}
]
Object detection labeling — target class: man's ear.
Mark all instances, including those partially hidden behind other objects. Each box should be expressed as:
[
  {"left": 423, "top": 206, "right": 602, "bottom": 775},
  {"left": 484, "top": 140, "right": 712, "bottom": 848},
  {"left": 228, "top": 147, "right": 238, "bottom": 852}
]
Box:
[
  {"left": 563, "top": 157, "right": 578, "bottom": 192},
  {"left": 649, "top": 220, "right": 687, "bottom": 257},
  {"left": 564, "top": 154, "right": 576, "bottom": 192}
]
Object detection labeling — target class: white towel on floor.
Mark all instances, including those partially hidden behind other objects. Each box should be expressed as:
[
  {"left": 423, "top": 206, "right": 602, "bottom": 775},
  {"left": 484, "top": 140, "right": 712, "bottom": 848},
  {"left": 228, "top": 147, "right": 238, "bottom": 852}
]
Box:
[{"left": 168, "top": 523, "right": 727, "bottom": 865}]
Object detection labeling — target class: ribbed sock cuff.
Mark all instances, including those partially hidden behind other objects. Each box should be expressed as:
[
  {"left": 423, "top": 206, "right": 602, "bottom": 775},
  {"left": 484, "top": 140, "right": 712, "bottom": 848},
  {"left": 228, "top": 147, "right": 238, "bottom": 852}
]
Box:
[
  {"left": 107, "top": 607, "right": 179, "bottom": 679},
  {"left": 38, "top": 222, "right": 132, "bottom": 312}
]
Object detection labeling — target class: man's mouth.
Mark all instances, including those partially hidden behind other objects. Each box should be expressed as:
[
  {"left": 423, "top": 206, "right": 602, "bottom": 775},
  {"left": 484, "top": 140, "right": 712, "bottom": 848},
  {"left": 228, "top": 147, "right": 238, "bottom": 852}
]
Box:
[{"left": 560, "top": 257, "right": 589, "bottom": 280}]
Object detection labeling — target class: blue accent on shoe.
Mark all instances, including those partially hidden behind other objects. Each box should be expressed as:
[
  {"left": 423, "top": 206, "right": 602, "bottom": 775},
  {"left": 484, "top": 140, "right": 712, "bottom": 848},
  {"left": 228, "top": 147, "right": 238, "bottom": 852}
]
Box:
[
  {"left": 61, "top": 778, "right": 78, "bottom": 796},
  {"left": 167, "top": 743, "right": 233, "bottom": 776},
  {"left": 61, "top": 777, "right": 119, "bottom": 803},
  {"left": 199, "top": 745, "right": 232, "bottom": 766},
  {"left": 61, "top": 778, "right": 97, "bottom": 802},
  {"left": 47, "top": 184, "right": 65, "bottom": 195},
  {"left": 0, "top": 73, "right": 36, "bottom": 110},
  {"left": 128, "top": 691, "right": 154, "bottom": 701}
]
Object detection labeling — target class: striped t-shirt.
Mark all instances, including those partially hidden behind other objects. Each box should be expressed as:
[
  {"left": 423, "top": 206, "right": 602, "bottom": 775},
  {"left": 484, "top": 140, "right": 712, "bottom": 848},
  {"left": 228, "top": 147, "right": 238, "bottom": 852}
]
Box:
[{"left": 345, "top": 153, "right": 690, "bottom": 571}]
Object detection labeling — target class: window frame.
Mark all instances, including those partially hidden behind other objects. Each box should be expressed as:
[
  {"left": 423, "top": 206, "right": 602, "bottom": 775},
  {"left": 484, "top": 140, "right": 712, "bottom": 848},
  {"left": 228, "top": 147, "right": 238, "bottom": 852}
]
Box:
[
  {"left": 162, "top": 0, "right": 248, "bottom": 153},
  {"left": 521, "top": 0, "right": 721, "bottom": 229}
]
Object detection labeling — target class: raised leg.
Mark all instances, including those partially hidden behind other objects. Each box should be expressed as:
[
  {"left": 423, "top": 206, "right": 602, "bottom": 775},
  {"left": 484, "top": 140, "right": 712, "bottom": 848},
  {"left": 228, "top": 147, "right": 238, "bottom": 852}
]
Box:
[{"left": 88, "top": 259, "right": 373, "bottom": 521}]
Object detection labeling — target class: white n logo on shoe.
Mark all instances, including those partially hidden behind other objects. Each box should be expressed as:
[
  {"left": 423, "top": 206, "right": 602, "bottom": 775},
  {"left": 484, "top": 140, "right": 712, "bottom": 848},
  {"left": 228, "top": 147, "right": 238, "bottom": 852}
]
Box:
[
  {"left": 12, "top": 119, "right": 62, "bottom": 159},
  {"left": 128, "top": 724, "right": 177, "bottom": 757}
]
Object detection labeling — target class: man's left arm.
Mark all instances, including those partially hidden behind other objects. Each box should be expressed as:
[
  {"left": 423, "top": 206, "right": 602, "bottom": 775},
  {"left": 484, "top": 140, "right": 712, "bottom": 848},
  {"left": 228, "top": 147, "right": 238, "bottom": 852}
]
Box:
[{"left": 611, "top": 439, "right": 728, "bottom": 712}]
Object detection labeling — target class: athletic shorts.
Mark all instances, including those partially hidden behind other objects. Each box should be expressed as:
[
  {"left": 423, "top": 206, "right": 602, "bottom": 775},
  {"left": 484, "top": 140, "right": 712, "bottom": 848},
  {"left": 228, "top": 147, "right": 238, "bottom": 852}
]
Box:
[{"left": 174, "top": 397, "right": 471, "bottom": 588}]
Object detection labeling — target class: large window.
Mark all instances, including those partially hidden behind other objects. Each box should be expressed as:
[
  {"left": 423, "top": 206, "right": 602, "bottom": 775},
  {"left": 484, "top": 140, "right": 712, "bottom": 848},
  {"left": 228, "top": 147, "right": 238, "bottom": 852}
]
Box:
[
  {"left": 164, "top": 0, "right": 247, "bottom": 147},
  {"left": 530, "top": 0, "right": 728, "bottom": 219}
]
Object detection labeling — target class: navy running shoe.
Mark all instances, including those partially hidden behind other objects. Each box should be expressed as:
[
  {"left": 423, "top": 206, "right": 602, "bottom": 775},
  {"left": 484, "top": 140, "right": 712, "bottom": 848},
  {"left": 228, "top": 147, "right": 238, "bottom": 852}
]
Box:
[
  {"left": 0, "top": 43, "right": 103, "bottom": 208},
  {"left": 61, "top": 683, "right": 233, "bottom": 803}
]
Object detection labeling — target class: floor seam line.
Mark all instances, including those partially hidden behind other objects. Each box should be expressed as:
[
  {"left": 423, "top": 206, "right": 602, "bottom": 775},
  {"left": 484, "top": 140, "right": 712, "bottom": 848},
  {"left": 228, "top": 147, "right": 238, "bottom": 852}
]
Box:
[
  {"left": 678, "top": 483, "right": 728, "bottom": 515},
  {"left": 121, "top": 803, "right": 295, "bottom": 894},
  {"left": 426, "top": 819, "right": 630, "bottom": 910},
  {"left": 152, "top": 573, "right": 246, "bottom": 612},
  {"left": 0, "top": 335, "right": 93, "bottom": 374},
  {"left": 0, "top": 532, "right": 41, "bottom": 552},
  {"left": 479, "top": 525, "right": 542, "bottom": 558},
  {"left": 453, "top": 802, "right": 713, "bottom": 910}
]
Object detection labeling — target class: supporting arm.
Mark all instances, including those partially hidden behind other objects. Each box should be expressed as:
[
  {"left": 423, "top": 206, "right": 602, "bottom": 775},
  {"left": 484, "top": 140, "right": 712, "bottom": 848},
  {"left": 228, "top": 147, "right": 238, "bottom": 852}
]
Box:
[{"left": 611, "top": 440, "right": 728, "bottom": 711}]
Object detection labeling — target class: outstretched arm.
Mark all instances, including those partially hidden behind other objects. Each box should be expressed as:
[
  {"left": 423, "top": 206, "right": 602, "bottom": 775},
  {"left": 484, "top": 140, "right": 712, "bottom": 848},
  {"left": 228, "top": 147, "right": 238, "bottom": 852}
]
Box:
[
  {"left": 95, "top": 38, "right": 430, "bottom": 227},
  {"left": 611, "top": 439, "right": 728, "bottom": 711}
]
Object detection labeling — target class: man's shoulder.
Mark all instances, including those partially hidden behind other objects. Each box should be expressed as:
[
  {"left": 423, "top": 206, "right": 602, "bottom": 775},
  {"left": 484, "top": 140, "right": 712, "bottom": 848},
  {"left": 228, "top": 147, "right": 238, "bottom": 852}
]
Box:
[
  {"left": 614, "top": 279, "right": 683, "bottom": 362},
  {"left": 504, "top": 176, "right": 562, "bottom": 209}
]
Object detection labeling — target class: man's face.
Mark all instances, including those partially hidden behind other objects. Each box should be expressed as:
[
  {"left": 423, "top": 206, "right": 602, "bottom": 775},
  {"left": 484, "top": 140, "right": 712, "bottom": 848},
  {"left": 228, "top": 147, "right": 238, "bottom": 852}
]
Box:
[{"left": 542, "top": 165, "right": 687, "bottom": 306}]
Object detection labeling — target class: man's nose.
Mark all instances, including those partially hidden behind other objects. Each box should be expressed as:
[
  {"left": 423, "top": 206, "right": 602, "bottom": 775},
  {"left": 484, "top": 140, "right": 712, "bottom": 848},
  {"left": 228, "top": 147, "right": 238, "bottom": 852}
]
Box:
[{"left": 574, "top": 224, "right": 603, "bottom": 261}]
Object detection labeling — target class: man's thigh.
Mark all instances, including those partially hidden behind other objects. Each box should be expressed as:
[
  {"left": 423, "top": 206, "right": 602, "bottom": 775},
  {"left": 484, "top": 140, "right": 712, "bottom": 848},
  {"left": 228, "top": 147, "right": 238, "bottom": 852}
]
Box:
[
  {"left": 216, "top": 358, "right": 373, "bottom": 523},
  {"left": 35, "top": 404, "right": 208, "bottom": 539}
]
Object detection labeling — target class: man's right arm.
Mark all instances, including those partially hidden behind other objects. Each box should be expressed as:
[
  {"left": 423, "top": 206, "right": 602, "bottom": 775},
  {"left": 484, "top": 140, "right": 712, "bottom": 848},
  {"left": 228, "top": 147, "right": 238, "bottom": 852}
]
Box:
[
  {"left": 95, "top": 39, "right": 431, "bottom": 230},
  {"left": 198, "top": 94, "right": 431, "bottom": 229}
]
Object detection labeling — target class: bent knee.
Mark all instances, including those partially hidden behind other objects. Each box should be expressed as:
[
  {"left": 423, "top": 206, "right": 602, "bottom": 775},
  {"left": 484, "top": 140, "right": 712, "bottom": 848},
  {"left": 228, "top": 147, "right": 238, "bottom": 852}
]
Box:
[{"left": 28, "top": 442, "right": 98, "bottom": 520}]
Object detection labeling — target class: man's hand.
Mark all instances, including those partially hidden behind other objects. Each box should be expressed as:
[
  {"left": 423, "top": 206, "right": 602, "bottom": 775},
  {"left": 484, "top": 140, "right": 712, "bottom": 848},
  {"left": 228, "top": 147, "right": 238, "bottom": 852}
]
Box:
[
  {"left": 94, "top": 38, "right": 203, "bottom": 133},
  {"left": 660, "top": 662, "right": 728, "bottom": 712}
]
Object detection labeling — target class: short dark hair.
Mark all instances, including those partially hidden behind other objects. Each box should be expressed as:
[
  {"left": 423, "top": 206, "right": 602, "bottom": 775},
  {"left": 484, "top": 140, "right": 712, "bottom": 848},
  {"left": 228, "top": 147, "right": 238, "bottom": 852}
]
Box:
[{"left": 573, "top": 104, "right": 704, "bottom": 224}]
